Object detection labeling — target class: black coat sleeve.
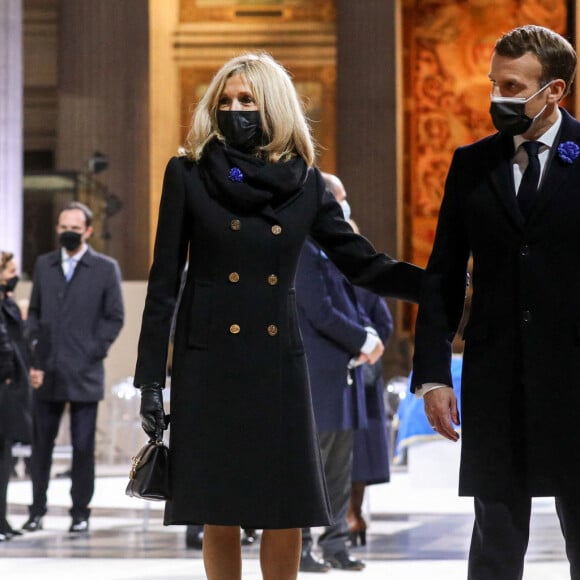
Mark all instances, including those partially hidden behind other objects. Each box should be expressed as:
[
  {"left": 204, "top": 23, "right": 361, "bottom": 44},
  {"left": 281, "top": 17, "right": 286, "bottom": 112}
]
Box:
[
  {"left": 411, "top": 148, "right": 470, "bottom": 391},
  {"left": 0, "top": 309, "right": 15, "bottom": 383},
  {"left": 134, "top": 157, "right": 190, "bottom": 386},
  {"left": 309, "top": 169, "right": 424, "bottom": 303}
]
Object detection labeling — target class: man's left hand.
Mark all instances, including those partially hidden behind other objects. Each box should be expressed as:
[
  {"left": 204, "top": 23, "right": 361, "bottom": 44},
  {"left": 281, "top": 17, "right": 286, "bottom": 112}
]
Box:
[{"left": 423, "top": 387, "right": 460, "bottom": 442}]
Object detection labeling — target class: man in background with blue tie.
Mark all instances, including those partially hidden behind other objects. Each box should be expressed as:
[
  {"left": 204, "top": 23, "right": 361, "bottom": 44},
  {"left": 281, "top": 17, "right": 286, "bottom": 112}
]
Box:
[
  {"left": 412, "top": 25, "right": 580, "bottom": 579},
  {"left": 23, "top": 201, "right": 124, "bottom": 534}
]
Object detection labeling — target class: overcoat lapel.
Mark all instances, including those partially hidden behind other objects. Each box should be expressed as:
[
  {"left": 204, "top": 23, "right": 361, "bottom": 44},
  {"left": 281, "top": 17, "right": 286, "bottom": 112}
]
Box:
[
  {"left": 487, "top": 133, "right": 524, "bottom": 229},
  {"left": 529, "top": 109, "right": 580, "bottom": 223}
]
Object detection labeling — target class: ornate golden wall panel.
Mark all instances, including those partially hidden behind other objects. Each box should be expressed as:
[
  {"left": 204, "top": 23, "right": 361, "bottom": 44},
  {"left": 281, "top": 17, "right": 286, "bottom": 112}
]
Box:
[{"left": 179, "top": 0, "right": 335, "bottom": 22}]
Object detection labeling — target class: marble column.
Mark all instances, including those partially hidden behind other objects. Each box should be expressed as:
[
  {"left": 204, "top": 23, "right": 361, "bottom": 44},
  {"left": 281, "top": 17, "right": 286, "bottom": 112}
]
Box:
[{"left": 0, "top": 0, "right": 23, "bottom": 263}]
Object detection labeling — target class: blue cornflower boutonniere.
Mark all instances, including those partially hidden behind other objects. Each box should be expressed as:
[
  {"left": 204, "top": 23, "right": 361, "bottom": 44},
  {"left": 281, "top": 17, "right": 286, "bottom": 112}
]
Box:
[
  {"left": 557, "top": 141, "right": 580, "bottom": 164},
  {"left": 228, "top": 167, "right": 244, "bottom": 182}
]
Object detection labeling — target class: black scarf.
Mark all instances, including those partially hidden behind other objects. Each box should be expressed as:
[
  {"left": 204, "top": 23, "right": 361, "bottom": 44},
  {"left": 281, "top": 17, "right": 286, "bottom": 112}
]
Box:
[{"left": 199, "top": 139, "right": 308, "bottom": 213}]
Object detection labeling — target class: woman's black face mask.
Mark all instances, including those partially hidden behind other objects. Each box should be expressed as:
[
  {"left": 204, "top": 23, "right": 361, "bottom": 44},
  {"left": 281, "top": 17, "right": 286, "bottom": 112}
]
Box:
[
  {"left": 0, "top": 276, "right": 19, "bottom": 294},
  {"left": 217, "top": 110, "right": 263, "bottom": 153}
]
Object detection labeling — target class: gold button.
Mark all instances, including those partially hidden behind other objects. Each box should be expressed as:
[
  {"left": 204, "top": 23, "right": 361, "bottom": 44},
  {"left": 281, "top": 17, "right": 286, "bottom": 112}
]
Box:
[
  {"left": 267, "top": 274, "right": 278, "bottom": 286},
  {"left": 228, "top": 272, "right": 240, "bottom": 283},
  {"left": 230, "top": 219, "right": 241, "bottom": 231},
  {"left": 271, "top": 225, "right": 282, "bottom": 235},
  {"left": 229, "top": 324, "right": 241, "bottom": 334},
  {"left": 267, "top": 324, "right": 278, "bottom": 336}
]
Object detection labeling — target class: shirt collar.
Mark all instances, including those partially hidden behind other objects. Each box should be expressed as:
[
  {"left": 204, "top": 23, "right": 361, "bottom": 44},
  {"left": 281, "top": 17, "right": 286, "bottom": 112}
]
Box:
[
  {"left": 513, "top": 108, "right": 562, "bottom": 152},
  {"left": 61, "top": 244, "right": 88, "bottom": 263}
]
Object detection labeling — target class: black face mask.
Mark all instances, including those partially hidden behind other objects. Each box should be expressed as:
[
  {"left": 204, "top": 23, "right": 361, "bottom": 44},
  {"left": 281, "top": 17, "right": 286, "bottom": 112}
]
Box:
[
  {"left": 489, "top": 82, "right": 551, "bottom": 136},
  {"left": 217, "top": 110, "right": 263, "bottom": 152},
  {"left": 59, "top": 230, "right": 83, "bottom": 252},
  {"left": 0, "top": 276, "right": 19, "bottom": 294}
]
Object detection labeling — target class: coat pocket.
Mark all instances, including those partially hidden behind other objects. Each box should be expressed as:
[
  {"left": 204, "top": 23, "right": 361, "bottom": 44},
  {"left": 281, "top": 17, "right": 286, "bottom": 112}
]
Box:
[
  {"left": 287, "top": 289, "right": 305, "bottom": 354},
  {"left": 188, "top": 280, "right": 213, "bottom": 349}
]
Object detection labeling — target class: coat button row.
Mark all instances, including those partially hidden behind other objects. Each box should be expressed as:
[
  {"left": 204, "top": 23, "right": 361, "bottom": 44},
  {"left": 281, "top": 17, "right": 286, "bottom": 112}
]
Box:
[
  {"left": 228, "top": 272, "right": 278, "bottom": 285},
  {"left": 228, "top": 324, "right": 279, "bottom": 336},
  {"left": 229, "top": 219, "right": 281, "bottom": 235}
]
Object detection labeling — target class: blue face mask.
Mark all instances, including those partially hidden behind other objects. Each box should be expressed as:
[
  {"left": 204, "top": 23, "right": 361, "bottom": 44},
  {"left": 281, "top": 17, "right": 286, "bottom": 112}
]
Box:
[{"left": 489, "top": 82, "right": 551, "bottom": 136}]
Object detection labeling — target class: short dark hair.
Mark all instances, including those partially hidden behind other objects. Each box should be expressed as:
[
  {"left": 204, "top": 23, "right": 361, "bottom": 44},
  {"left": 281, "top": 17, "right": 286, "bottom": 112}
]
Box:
[
  {"left": 495, "top": 25, "right": 577, "bottom": 97},
  {"left": 60, "top": 201, "right": 93, "bottom": 227}
]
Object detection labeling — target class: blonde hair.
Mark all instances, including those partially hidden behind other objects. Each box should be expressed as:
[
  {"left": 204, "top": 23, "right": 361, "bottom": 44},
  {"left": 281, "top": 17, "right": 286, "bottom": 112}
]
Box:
[{"left": 183, "top": 53, "right": 316, "bottom": 166}]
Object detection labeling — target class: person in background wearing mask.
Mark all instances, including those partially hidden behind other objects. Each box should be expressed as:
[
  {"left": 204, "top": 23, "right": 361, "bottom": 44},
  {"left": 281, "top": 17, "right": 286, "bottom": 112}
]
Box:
[
  {"left": 345, "top": 220, "right": 394, "bottom": 549},
  {"left": 412, "top": 25, "right": 580, "bottom": 579},
  {"left": 22, "top": 202, "right": 124, "bottom": 534},
  {"left": 0, "top": 251, "right": 31, "bottom": 541},
  {"left": 295, "top": 173, "right": 382, "bottom": 572}
]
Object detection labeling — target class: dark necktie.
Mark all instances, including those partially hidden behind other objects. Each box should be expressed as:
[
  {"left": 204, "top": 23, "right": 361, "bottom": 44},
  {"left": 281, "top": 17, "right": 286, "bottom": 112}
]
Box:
[{"left": 517, "top": 141, "right": 541, "bottom": 219}]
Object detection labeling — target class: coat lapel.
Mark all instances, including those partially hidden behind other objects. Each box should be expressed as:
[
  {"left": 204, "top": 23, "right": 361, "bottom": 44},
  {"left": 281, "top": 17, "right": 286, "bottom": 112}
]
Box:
[
  {"left": 528, "top": 108, "right": 580, "bottom": 223},
  {"left": 487, "top": 133, "right": 524, "bottom": 229}
]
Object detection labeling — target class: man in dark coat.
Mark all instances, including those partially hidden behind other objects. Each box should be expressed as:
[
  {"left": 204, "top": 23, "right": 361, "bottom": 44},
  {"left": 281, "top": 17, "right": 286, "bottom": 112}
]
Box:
[
  {"left": 295, "top": 173, "right": 382, "bottom": 572},
  {"left": 412, "top": 25, "right": 580, "bottom": 579},
  {"left": 23, "top": 202, "right": 124, "bottom": 534}
]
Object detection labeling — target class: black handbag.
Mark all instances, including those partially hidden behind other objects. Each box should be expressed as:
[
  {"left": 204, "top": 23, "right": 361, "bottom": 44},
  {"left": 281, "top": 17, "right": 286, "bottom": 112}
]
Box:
[{"left": 125, "top": 438, "right": 170, "bottom": 501}]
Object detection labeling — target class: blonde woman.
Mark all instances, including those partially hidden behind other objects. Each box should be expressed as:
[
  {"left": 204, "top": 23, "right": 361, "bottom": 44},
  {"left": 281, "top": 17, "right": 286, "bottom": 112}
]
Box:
[{"left": 135, "top": 53, "right": 423, "bottom": 579}]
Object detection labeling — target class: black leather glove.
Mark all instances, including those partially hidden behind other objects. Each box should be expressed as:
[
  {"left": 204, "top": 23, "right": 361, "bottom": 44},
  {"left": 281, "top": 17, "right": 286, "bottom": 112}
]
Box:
[{"left": 139, "top": 383, "right": 167, "bottom": 441}]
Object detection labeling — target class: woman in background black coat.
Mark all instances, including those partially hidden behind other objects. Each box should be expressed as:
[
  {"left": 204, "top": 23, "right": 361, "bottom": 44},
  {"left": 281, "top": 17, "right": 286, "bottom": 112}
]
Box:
[
  {"left": 134, "top": 53, "right": 423, "bottom": 579},
  {"left": 348, "top": 285, "right": 394, "bottom": 547},
  {"left": 0, "top": 251, "right": 32, "bottom": 540}
]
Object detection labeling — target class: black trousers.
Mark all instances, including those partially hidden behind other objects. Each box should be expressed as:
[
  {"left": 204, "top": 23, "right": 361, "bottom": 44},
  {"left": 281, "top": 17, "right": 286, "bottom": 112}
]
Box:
[
  {"left": 468, "top": 495, "right": 580, "bottom": 580},
  {"left": 30, "top": 399, "right": 98, "bottom": 519}
]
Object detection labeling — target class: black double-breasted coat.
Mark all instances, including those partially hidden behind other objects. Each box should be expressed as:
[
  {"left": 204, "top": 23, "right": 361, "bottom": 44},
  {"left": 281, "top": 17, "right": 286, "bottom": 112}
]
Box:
[
  {"left": 412, "top": 108, "right": 580, "bottom": 498},
  {"left": 135, "top": 155, "right": 423, "bottom": 528}
]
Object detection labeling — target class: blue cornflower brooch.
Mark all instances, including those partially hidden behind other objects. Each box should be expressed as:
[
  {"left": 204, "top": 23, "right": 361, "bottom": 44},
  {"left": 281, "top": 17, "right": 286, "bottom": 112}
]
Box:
[
  {"left": 228, "top": 167, "right": 244, "bottom": 182},
  {"left": 557, "top": 141, "right": 580, "bottom": 164}
]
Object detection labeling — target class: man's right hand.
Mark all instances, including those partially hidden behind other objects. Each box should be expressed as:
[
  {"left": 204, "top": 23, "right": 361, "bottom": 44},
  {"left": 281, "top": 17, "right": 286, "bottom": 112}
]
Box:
[{"left": 423, "top": 387, "right": 460, "bottom": 442}]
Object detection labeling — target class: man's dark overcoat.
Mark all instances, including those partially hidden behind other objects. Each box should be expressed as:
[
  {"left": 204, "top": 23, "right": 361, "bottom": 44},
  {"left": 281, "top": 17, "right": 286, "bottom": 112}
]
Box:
[
  {"left": 412, "top": 108, "right": 580, "bottom": 498},
  {"left": 27, "top": 246, "right": 124, "bottom": 402},
  {"left": 295, "top": 239, "right": 369, "bottom": 433},
  {"left": 135, "top": 156, "right": 423, "bottom": 528}
]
